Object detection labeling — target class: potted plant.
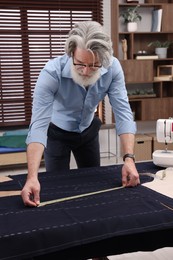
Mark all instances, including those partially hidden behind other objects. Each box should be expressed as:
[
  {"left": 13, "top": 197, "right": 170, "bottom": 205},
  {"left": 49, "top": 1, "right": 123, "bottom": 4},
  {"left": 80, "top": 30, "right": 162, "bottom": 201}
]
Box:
[
  {"left": 148, "top": 40, "right": 173, "bottom": 58},
  {"left": 120, "top": 5, "right": 142, "bottom": 32}
]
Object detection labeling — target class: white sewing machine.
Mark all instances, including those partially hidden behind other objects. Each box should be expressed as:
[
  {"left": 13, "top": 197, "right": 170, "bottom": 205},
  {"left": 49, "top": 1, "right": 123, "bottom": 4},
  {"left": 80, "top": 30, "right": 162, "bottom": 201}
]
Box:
[{"left": 153, "top": 118, "right": 173, "bottom": 167}]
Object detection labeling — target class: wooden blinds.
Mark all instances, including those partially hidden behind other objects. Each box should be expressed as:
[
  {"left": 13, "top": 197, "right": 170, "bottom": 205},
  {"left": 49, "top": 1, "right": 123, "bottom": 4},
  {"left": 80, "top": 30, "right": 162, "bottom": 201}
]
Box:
[{"left": 0, "top": 0, "right": 103, "bottom": 127}]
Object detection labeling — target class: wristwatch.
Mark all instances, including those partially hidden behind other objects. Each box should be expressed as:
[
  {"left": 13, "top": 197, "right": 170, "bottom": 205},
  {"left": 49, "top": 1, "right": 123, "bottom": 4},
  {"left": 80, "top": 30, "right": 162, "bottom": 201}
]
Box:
[{"left": 123, "top": 153, "right": 135, "bottom": 162}]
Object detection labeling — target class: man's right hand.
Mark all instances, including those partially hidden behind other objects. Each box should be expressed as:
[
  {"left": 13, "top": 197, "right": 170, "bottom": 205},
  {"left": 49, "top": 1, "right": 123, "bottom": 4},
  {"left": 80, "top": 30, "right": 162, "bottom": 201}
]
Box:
[{"left": 21, "top": 177, "right": 40, "bottom": 207}]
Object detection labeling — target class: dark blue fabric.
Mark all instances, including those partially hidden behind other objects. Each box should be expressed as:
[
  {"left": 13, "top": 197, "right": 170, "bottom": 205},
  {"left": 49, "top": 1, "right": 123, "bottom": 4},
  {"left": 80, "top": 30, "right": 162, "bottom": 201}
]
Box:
[
  {"left": 0, "top": 146, "right": 26, "bottom": 153},
  {"left": 0, "top": 162, "right": 173, "bottom": 260}
]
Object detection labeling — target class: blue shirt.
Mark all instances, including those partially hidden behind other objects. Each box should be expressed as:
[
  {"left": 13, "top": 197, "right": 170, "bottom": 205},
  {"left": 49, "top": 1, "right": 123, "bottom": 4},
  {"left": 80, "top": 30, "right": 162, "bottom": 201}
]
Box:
[{"left": 26, "top": 54, "right": 136, "bottom": 147}]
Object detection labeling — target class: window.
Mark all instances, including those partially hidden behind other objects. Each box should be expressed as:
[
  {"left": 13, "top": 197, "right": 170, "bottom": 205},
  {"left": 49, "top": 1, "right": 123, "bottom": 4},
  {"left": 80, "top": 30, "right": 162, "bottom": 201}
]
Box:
[{"left": 0, "top": 0, "right": 103, "bottom": 127}]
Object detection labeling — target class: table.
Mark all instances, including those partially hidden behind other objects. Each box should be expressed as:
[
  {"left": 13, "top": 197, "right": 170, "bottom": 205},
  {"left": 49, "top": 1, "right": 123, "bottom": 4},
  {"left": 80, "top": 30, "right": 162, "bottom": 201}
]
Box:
[{"left": 1, "top": 162, "right": 173, "bottom": 260}]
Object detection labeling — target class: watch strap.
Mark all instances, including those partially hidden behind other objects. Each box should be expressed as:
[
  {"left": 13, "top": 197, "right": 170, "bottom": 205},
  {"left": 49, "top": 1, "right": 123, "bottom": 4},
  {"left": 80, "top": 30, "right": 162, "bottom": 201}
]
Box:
[{"left": 123, "top": 153, "right": 135, "bottom": 162}]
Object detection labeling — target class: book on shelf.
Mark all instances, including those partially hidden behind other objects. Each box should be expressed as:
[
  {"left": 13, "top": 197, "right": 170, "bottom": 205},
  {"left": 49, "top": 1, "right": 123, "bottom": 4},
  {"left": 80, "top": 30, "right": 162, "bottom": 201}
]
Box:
[
  {"left": 134, "top": 54, "right": 159, "bottom": 60},
  {"left": 151, "top": 9, "right": 163, "bottom": 32},
  {"left": 126, "top": 0, "right": 139, "bottom": 3}
]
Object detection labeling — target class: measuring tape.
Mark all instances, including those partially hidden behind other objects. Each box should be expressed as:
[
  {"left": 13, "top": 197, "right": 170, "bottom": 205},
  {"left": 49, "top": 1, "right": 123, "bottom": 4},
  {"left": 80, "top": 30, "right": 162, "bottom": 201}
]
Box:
[
  {"left": 38, "top": 171, "right": 166, "bottom": 207},
  {"left": 38, "top": 185, "right": 125, "bottom": 207}
]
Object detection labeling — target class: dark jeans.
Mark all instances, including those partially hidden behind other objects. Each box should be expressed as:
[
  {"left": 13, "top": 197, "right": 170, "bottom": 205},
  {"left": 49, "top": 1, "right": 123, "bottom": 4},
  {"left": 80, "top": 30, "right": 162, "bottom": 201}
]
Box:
[{"left": 44, "top": 117, "right": 102, "bottom": 172}]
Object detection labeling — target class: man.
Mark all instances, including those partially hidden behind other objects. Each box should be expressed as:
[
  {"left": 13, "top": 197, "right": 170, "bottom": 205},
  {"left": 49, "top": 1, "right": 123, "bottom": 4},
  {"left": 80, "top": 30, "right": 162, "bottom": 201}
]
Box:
[{"left": 21, "top": 21, "right": 140, "bottom": 207}]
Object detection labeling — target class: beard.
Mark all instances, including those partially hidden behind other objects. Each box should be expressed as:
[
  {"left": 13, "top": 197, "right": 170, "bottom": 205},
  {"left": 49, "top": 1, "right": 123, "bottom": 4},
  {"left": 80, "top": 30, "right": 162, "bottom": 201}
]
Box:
[{"left": 71, "top": 65, "right": 100, "bottom": 87}]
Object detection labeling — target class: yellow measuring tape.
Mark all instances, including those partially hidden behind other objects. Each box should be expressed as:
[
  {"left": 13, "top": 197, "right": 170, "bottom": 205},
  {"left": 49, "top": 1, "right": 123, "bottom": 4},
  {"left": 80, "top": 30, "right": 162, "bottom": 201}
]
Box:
[{"left": 38, "top": 185, "right": 125, "bottom": 207}]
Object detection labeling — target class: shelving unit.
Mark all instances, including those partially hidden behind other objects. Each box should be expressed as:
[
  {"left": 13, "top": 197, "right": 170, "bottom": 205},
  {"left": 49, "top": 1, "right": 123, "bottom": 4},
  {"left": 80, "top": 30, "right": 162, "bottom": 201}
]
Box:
[{"left": 111, "top": 0, "right": 173, "bottom": 121}]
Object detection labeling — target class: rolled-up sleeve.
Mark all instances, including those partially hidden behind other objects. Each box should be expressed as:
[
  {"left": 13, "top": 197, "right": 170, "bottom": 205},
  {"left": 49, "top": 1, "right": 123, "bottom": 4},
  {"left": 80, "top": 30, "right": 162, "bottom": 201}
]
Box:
[
  {"left": 26, "top": 61, "right": 60, "bottom": 147},
  {"left": 107, "top": 59, "right": 136, "bottom": 136}
]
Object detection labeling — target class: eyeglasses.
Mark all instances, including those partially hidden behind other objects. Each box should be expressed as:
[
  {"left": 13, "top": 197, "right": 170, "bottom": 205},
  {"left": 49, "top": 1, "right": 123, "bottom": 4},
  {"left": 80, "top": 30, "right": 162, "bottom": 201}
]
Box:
[{"left": 73, "top": 58, "right": 102, "bottom": 71}]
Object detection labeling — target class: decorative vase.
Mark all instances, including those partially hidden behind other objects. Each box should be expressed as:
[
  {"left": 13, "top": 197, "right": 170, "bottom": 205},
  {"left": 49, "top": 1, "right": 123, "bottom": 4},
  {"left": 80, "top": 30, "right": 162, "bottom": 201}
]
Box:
[
  {"left": 127, "top": 22, "right": 137, "bottom": 32},
  {"left": 155, "top": 47, "right": 168, "bottom": 59}
]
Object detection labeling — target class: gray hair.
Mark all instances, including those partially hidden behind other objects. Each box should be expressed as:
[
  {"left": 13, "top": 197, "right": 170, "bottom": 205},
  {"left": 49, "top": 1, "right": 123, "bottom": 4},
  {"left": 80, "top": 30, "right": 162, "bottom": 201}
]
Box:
[{"left": 65, "top": 21, "right": 113, "bottom": 68}]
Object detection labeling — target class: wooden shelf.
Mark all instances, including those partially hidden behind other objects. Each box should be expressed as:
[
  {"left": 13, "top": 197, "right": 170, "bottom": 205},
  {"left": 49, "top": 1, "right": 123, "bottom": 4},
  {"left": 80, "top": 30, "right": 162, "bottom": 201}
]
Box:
[
  {"left": 111, "top": 0, "right": 173, "bottom": 121},
  {"left": 119, "top": 4, "right": 166, "bottom": 8},
  {"left": 129, "top": 94, "right": 156, "bottom": 99}
]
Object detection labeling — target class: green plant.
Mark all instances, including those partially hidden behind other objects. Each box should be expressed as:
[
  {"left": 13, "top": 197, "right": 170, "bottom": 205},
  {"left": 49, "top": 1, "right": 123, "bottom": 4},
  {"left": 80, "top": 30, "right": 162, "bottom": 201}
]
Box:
[
  {"left": 120, "top": 5, "right": 142, "bottom": 23},
  {"left": 148, "top": 40, "right": 172, "bottom": 48}
]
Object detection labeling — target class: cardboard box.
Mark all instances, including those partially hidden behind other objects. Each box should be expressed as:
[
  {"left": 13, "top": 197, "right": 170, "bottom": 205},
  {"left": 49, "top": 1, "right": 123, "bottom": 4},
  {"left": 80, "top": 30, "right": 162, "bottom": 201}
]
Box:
[{"left": 134, "top": 134, "right": 152, "bottom": 161}]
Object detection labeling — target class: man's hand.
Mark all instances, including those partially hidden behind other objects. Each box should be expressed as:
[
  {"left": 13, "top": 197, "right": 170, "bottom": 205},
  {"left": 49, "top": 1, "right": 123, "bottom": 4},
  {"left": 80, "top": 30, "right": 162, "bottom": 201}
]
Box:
[
  {"left": 21, "top": 177, "right": 40, "bottom": 207},
  {"left": 121, "top": 158, "right": 140, "bottom": 187}
]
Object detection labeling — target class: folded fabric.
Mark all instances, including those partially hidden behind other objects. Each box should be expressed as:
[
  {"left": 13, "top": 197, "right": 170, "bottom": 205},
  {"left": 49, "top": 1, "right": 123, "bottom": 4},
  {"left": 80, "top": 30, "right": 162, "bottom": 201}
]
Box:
[
  {"left": 0, "top": 129, "right": 28, "bottom": 148},
  {"left": 0, "top": 146, "right": 26, "bottom": 153},
  {"left": 0, "top": 136, "right": 27, "bottom": 148},
  {"left": 2, "top": 129, "right": 28, "bottom": 136}
]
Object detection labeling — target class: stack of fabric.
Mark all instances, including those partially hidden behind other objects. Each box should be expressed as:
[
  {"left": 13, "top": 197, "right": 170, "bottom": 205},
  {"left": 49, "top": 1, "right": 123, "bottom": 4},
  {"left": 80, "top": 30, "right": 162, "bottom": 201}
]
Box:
[{"left": 0, "top": 129, "right": 28, "bottom": 166}]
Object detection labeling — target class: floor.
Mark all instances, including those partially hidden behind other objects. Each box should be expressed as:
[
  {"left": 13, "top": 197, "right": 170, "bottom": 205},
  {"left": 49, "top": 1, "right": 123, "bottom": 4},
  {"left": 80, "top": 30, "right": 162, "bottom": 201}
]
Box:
[
  {"left": 88, "top": 247, "right": 173, "bottom": 260},
  {"left": 0, "top": 154, "right": 120, "bottom": 177}
]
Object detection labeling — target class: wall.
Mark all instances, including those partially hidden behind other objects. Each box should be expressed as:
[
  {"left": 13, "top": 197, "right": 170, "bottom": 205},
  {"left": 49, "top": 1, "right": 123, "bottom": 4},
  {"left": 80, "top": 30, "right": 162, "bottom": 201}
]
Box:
[{"left": 103, "top": 0, "right": 111, "bottom": 35}]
